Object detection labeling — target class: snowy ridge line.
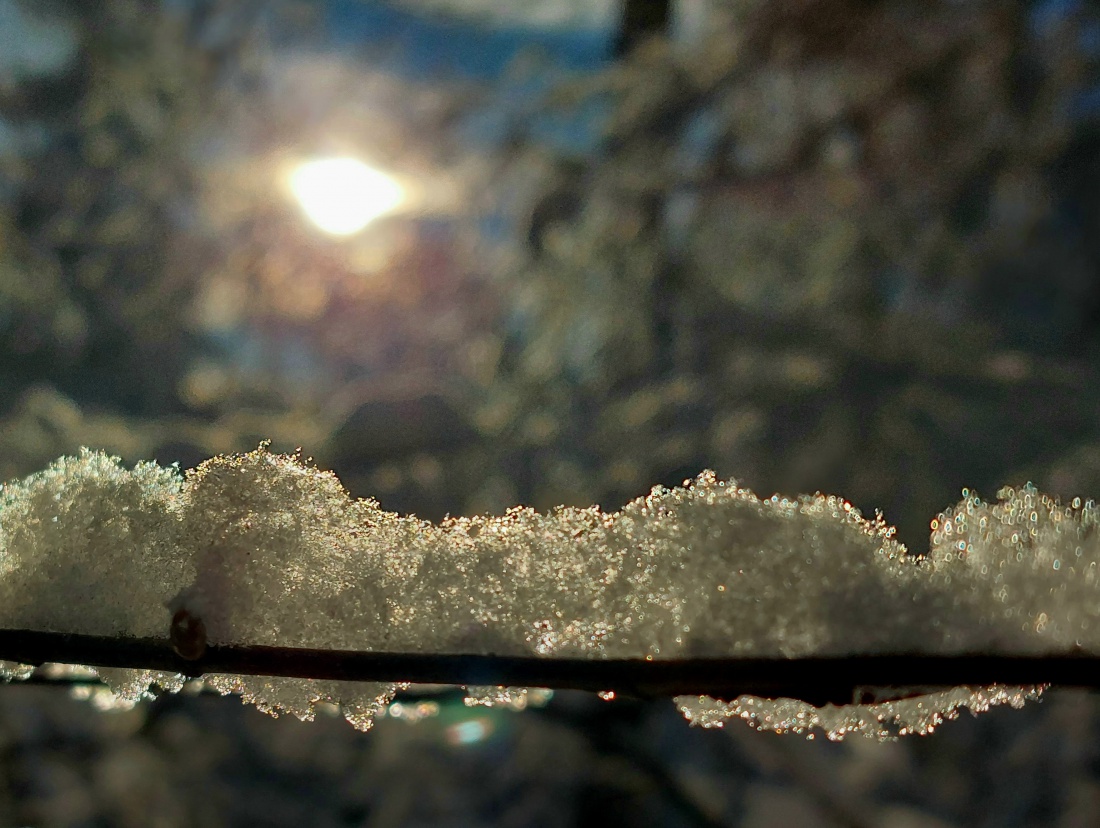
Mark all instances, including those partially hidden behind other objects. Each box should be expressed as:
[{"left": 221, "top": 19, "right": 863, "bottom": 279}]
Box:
[
  {"left": 0, "top": 629, "right": 1089, "bottom": 705},
  {"left": 1, "top": 446, "right": 1097, "bottom": 737}
]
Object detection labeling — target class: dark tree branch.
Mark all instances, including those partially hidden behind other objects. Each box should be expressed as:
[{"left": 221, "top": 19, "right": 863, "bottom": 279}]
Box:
[
  {"left": 0, "top": 629, "right": 1093, "bottom": 706},
  {"left": 614, "top": 0, "right": 672, "bottom": 57}
]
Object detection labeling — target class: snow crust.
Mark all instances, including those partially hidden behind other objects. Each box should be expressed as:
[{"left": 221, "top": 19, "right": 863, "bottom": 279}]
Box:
[{"left": 1, "top": 448, "right": 1096, "bottom": 736}]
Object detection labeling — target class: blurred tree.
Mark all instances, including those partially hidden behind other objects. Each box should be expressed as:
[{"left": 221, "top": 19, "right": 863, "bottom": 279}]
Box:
[{"left": 1, "top": 0, "right": 1099, "bottom": 541}]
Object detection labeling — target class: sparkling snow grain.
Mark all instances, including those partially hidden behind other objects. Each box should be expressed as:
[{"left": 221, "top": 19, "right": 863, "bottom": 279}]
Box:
[{"left": 2, "top": 448, "right": 1096, "bottom": 736}]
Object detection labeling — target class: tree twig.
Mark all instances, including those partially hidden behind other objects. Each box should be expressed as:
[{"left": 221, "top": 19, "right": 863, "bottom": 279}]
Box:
[{"left": 0, "top": 629, "right": 1090, "bottom": 705}]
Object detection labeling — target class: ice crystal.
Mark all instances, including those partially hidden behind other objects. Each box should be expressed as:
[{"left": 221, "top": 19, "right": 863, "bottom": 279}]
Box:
[
  {"left": 0, "top": 660, "right": 34, "bottom": 680},
  {"left": 463, "top": 686, "right": 554, "bottom": 710},
  {"left": 1, "top": 448, "right": 1097, "bottom": 736},
  {"left": 675, "top": 685, "right": 1041, "bottom": 740}
]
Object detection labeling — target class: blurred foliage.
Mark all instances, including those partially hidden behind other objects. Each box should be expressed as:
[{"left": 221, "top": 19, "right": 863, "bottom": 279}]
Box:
[
  {"left": 3, "top": 679, "right": 1100, "bottom": 827},
  {"left": 476, "top": 0, "right": 1100, "bottom": 535},
  {"left": 4, "top": 0, "right": 1097, "bottom": 546}
]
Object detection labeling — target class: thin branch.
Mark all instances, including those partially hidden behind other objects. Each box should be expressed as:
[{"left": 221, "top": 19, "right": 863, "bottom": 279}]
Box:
[{"left": 0, "top": 629, "right": 1091, "bottom": 706}]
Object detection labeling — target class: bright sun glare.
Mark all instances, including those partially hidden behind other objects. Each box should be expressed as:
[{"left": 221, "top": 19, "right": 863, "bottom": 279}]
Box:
[{"left": 289, "top": 157, "right": 404, "bottom": 235}]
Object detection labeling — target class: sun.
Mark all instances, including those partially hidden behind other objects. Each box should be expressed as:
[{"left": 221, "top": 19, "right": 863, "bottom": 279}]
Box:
[{"left": 289, "top": 157, "right": 404, "bottom": 236}]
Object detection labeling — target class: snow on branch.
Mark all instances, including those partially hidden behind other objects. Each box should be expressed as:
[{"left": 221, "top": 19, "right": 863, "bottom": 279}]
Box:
[{"left": 1, "top": 447, "right": 1096, "bottom": 738}]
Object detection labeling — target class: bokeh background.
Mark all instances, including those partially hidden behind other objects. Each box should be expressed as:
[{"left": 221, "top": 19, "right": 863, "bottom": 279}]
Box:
[{"left": 2, "top": 0, "right": 1100, "bottom": 825}]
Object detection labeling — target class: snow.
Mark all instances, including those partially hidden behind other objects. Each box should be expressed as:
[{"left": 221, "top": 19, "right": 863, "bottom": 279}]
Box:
[
  {"left": 1, "top": 447, "right": 1097, "bottom": 736},
  {"left": 674, "top": 685, "right": 1042, "bottom": 740}
]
